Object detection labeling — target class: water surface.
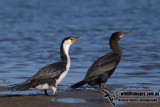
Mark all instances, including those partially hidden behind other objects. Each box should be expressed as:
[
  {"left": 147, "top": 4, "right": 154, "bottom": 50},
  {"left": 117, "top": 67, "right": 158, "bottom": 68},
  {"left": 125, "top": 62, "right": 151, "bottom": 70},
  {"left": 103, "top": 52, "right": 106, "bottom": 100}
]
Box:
[{"left": 0, "top": 0, "right": 160, "bottom": 95}]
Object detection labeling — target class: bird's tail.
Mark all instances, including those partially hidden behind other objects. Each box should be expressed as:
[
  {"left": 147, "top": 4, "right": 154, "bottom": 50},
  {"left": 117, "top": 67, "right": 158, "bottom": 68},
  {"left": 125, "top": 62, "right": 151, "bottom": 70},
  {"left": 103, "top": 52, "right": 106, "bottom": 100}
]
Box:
[
  {"left": 70, "top": 80, "right": 86, "bottom": 89},
  {"left": 9, "top": 82, "right": 33, "bottom": 91}
]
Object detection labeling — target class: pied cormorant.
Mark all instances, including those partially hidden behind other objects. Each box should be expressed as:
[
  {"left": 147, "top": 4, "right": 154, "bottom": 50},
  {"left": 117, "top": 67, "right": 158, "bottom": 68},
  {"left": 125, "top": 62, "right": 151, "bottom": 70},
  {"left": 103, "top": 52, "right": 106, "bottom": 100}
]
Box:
[
  {"left": 71, "top": 32, "right": 131, "bottom": 89},
  {"left": 10, "top": 37, "right": 81, "bottom": 95}
]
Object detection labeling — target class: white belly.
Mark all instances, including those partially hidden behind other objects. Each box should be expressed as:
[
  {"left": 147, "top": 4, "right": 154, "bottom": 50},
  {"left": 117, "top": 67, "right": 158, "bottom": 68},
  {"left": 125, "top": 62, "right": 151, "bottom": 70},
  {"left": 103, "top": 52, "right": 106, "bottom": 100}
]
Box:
[{"left": 35, "top": 83, "right": 50, "bottom": 90}]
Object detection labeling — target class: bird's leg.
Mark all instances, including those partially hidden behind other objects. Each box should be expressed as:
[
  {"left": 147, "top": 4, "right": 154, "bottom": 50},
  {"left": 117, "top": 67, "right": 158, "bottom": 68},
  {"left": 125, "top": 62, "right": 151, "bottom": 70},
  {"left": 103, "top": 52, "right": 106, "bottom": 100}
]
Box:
[
  {"left": 44, "top": 90, "right": 49, "bottom": 96},
  {"left": 100, "top": 83, "right": 107, "bottom": 89},
  {"left": 51, "top": 86, "right": 57, "bottom": 96}
]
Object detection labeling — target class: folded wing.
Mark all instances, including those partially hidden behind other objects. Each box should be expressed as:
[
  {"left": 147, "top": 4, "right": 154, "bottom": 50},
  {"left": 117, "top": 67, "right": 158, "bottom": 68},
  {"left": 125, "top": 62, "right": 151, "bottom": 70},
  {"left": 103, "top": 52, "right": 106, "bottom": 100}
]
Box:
[
  {"left": 84, "top": 52, "right": 121, "bottom": 81},
  {"left": 26, "top": 61, "right": 66, "bottom": 82}
]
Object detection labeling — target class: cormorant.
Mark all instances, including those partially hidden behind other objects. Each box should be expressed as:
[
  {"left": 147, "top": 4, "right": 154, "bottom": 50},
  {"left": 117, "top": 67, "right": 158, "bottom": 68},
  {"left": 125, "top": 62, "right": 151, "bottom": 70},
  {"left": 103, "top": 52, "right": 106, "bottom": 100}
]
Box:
[
  {"left": 9, "top": 37, "right": 81, "bottom": 95},
  {"left": 71, "top": 32, "right": 131, "bottom": 89}
]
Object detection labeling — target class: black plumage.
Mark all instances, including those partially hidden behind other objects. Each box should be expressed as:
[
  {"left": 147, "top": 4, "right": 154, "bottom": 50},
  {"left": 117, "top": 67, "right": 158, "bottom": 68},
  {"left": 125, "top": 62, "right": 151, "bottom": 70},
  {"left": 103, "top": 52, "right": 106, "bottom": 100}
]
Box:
[
  {"left": 26, "top": 61, "right": 66, "bottom": 82},
  {"left": 71, "top": 32, "right": 131, "bottom": 89},
  {"left": 9, "top": 37, "right": 81, "bottom": 95}
]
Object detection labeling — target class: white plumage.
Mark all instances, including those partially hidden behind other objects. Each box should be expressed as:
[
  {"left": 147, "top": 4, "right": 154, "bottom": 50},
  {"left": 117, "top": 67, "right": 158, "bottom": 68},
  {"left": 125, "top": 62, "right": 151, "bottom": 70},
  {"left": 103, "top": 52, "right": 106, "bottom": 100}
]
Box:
[{"left": 9, "top": 37, "right": 81, "bottom": 96}]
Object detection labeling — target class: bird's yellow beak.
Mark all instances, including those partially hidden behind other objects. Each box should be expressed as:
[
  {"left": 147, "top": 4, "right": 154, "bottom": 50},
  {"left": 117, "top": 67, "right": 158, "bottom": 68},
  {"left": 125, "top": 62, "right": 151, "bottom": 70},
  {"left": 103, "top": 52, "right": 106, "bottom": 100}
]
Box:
[{"left": 71, "top": 37, "right": 81, "bottom": 43}]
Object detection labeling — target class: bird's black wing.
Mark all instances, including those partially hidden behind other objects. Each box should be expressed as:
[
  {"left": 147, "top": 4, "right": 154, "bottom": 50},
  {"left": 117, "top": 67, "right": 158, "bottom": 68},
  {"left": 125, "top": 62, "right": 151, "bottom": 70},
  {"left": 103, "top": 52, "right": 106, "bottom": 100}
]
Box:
[
  {"left": 26, "top": 61, "right": 66, "bottom": 82},
  {"left": 84, "top": 52, "right": 121, "bottom": 81}
]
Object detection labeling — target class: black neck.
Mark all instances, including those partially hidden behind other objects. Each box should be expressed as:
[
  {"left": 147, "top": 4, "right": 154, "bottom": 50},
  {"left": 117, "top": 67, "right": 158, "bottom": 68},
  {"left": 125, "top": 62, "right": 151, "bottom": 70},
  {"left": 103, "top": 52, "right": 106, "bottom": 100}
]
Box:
[
  {"left": 109, "top": 38, "right": 122, "bottom": 56},
  {"left": 60, "top": 43, "right": 68, "bottom": 61}
]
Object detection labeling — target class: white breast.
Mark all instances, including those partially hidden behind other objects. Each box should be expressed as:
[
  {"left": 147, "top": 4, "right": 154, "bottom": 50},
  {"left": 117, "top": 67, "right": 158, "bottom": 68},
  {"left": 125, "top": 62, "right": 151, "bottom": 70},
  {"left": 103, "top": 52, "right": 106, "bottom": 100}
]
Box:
[
  {"left": 56, "top": 62, "right": 70, "bottom": 85},
  {"left": 56, "top": 40, "right": 71, "bottom": 85}
]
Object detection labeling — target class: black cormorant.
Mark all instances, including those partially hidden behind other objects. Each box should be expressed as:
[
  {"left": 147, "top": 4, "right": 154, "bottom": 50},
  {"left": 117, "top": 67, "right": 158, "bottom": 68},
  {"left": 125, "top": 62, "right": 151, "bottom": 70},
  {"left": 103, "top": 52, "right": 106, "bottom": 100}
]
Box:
[
  {"left": 71, "top": 32, "right": 131, "bottom": 89},
  {"left": 10, "top": 37, "right": 81, "bottom": 95}
]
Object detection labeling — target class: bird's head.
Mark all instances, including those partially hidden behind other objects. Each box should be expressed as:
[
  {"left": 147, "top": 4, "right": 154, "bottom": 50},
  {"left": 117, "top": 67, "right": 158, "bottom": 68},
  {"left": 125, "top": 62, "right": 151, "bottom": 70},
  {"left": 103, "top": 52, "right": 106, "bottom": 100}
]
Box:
[
  {"left": 111, "top": 32, "right": 131, "bottom": 40},
  {"left": 62, "top": 37, "right": 82, "bottom": 46},
  {"left": 60, "top": 37, "right": 81, "bottom": 60},
  {"left": 109, "top": 32, "right": 131, "bottom": 52}
]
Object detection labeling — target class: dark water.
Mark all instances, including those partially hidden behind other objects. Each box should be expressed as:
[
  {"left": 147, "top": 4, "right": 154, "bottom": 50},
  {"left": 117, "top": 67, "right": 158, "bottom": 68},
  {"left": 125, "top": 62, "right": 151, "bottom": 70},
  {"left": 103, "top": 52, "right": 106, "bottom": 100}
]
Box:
[{"left": 0, "top": 0, "right": 160, "bottom": 94}]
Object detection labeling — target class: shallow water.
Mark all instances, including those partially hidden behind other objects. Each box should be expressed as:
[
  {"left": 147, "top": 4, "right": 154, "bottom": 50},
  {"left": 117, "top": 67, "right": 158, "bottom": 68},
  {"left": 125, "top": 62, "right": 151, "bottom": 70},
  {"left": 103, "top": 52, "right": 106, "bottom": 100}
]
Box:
[
  {"left": 51, "top": 98, "right": 87, "bottom": 103},
  {"left": 0, "top": 0, "right": 160, "bottom": 96}
]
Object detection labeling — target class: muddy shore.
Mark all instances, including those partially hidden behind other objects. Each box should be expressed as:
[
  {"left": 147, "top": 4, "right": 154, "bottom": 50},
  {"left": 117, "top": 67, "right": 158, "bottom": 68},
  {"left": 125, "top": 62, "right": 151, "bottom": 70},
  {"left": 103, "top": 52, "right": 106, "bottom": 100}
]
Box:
[{"left": 0, "top": 87, "right": 159, "bottom": 107}]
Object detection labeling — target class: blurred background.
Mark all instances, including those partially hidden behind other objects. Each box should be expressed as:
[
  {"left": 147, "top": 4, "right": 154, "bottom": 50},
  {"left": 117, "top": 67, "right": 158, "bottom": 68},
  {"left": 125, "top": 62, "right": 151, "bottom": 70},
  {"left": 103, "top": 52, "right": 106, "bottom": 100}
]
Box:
[{"left": 0, "top": 0, "right": 160, "bottom": 94}]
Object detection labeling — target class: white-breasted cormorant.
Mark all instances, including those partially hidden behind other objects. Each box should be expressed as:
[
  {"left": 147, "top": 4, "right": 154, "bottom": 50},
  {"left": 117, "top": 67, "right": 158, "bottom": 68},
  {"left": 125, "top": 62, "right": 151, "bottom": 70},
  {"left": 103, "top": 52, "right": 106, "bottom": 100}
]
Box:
[
  {"left": 71, "top": 32, "right": 131, "bottom": 89},
  {"left": 10, "top": 37, "right": 81, "bottom": 95}
]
